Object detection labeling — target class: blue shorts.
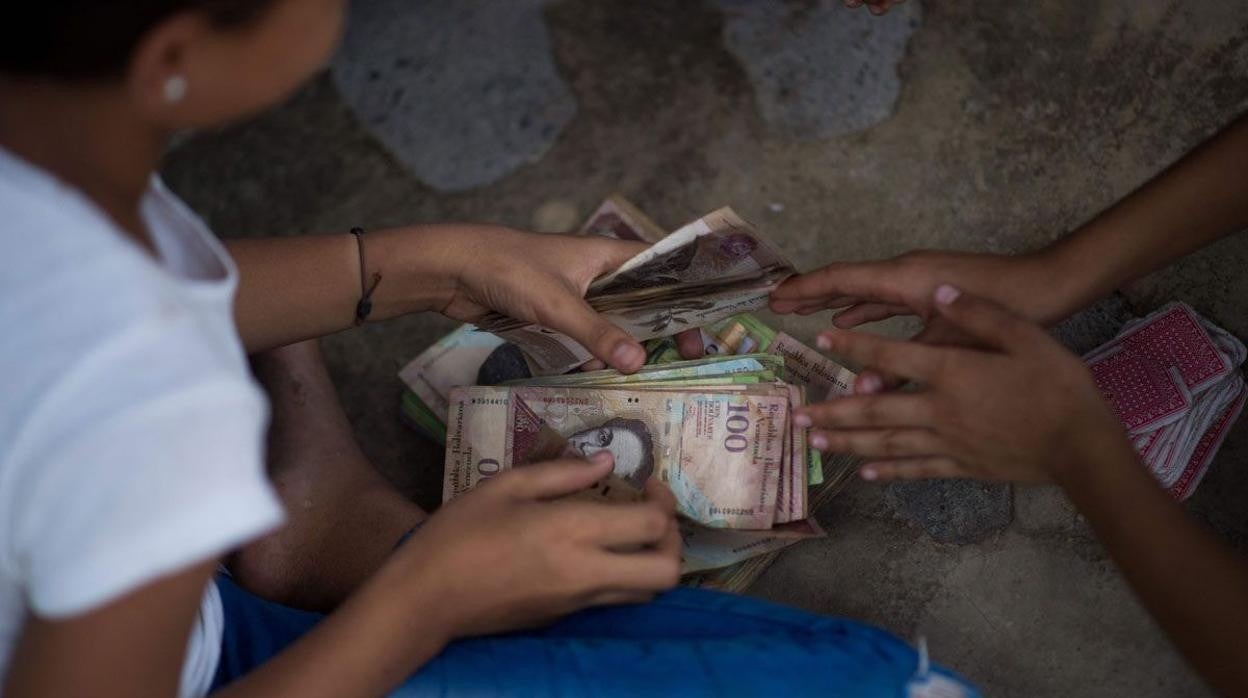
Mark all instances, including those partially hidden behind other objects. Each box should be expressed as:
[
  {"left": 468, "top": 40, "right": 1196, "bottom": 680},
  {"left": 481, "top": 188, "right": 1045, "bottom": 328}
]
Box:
[{"left": 211, "top": 574, "right": 977, "bottom": 697}]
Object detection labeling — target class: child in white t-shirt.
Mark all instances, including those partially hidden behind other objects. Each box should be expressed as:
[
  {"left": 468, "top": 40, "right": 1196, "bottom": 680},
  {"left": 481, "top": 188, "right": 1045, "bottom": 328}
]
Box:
[
  {"left": 0, "top": 0, "right": 691, "bottom": 692},
  {"left": 0, "top": 2, "right": 976, "bottom": 696}
]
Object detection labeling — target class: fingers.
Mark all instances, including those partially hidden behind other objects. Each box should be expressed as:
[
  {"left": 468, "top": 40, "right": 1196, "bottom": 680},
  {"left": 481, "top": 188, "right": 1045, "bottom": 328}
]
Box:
[
  {"left": 770, "top": 261, "right": 907, "bottom": 312},
  {"left": 576, "top": 479, "right": 682, "bottom": 592},
  {"left": 643, "top": 477, "right": 678, "bottom": 514},
  {"left": 822, "top": 295, "right": 862, "bottom": 309},
  {"left": 536, "top": 291, "right": 646, "bottom": 373},
  {"left": 859, "top": 457, "right": 963, "bottom": 481},
  {"left": 653, "top": 513, "right": 682, "bottom": 561},
  {"left": 501, "top": 453, "right": 616, "bottom": 500},
  {"left": 792, "top": 302, "right": 837, "bottom": 316},
  {"left": 854, "top": 371, "right": 883, "bottom": 394},
  {"left": 579, "top": 359, "right": 607, "bottom": 372},
  {"left": 833, "top": 303, "right": 913, "bottom": 328},
  {"left": 849, "top": 318, "right": 973, "bottom": 392},
  {"left": 794, "top": 394, "right": 934, "bottom": 430},
  {"left": 910, "top": 317, "right": 979, "bottom": 349},
  {"left": 584, "top": 590, "right": 654, "bottom": 607},
  {"left": 772, "top": 295, "right": 860, "bottom": 315},
  {"left": 592, "top": 550, "right": 681, "bottom": 592},
  {"left": 930, "top": 285, "right": 1043, "bottom": 352},
  {"left": 574, "top": 501, "right": 675, "bottom": 548},
  {"left": 806, "top": 428, "right": 944, "bottom": 459},
  {"left": 854, "top": 370, "right": 905, "bottom": 394},
  {"left": 815, "top": 328, "right": 948, "bottom": 382},
  {"left": 674, "top": 328, "right": 706, "bottom": 360}
]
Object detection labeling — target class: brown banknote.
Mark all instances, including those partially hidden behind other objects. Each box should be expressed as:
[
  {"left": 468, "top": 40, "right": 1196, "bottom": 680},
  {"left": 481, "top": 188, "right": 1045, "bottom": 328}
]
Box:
[{"left": 443, "top": 384, "right": 790, "bottom": 529}]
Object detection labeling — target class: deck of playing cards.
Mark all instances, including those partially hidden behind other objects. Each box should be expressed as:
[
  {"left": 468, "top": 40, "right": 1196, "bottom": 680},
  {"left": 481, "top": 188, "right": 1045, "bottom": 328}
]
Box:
[{"left": 1085, "top": 303, "right": 1246, "bottom": 500}]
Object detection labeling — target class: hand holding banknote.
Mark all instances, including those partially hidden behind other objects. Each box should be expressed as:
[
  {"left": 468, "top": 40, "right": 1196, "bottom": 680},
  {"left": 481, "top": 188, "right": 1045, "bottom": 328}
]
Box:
[
  {"left": 796, "top": 286, "right": 1124, "bottom": 483},
  {"left": 477, "top": 208, "right": 797, "bottom": 376},
  {"left": 399, "top": 452, "right": 681, "bottom": 640},
  {"left": 435, "top": 225, "right": 652, "bottom": 372}
]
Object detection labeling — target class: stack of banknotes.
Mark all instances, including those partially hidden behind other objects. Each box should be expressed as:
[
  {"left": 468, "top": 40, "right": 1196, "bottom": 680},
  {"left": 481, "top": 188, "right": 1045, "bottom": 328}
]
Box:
[{"left": 399, "top": 197, "right": 860, "bottom": 585}]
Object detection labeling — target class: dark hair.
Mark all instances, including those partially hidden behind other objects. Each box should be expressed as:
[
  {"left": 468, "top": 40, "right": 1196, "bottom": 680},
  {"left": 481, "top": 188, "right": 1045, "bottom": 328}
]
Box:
[{"left": 0, "top": 1, "right": 275, "bottom": 80}]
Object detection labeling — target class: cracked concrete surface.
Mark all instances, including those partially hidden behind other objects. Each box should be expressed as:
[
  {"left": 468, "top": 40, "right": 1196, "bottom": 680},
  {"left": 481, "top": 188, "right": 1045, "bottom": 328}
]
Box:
[{"left": 163, "top": 1, "right": 1248, "bottom": 695}]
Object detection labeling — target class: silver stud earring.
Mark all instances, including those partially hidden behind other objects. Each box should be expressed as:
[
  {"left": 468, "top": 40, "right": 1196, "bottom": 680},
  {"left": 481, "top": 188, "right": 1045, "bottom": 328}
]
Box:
[{"left": 163, "top": 75, "right": 188, "bottom": 104}]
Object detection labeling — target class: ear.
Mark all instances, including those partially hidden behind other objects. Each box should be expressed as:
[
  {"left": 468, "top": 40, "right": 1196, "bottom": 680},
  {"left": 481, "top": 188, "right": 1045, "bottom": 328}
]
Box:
[{"left": 124, "top": 12, "right": 212, "bottom": 127}]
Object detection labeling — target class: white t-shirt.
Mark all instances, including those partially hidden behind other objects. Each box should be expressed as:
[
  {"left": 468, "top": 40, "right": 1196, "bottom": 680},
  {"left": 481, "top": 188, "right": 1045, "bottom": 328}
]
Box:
[{"left": 0, "top": 148, "right": 285, "bottom": 696}]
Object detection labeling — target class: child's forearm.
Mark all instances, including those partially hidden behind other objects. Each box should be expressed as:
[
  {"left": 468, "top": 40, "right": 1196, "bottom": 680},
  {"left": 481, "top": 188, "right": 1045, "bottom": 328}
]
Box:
[
  {"left": 212, "top": 556, "right": 451, "bottom": 697},
  {"left": 226, "top": 226, "right": 463, "bottom": 354},
  {"left": 1038, "top": 114, "right": 1248, "bottom": 319},
  {"left": 1055, "top": 429, "right": 1248, "bottom": 695}
]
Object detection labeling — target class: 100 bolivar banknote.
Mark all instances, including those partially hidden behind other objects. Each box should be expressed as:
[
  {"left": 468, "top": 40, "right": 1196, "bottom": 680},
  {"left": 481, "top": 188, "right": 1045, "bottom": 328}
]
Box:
[
  {"left": 508, "top": 354, "right": 812, "bottom": 525},
  {"left": 444, "top": 384, "right": 791, "bottom": 529}
]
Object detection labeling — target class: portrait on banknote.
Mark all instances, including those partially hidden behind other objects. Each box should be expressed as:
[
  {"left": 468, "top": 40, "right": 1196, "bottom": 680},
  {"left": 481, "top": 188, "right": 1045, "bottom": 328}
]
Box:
[{"left": 566, "top": 417, "right": 656, "bottom": 488}]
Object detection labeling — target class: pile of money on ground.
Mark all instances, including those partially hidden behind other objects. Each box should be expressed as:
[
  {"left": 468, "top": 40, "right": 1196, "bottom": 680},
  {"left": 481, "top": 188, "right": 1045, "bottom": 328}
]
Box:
[{"left": 399, "top": 197, "right": 859, "bottom": 589}]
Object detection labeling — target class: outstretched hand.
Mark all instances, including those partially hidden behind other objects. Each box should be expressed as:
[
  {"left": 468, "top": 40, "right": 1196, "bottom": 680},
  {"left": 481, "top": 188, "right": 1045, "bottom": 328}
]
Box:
[
  {"left": 770, "top": 250, "right": 1068, "bottom": 391},
  {"left": 794, "top": 285, "right": 1126, "bottom": 483}
]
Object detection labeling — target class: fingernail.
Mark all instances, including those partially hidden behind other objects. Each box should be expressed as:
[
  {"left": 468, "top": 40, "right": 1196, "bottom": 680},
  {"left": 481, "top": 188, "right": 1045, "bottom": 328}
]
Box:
[
  {"left": 794, "top": 413, "right": 812, "bottom": 428},
  {"left": 589, "top": 451, "right": 614, "bottom": 466},
  {"left": 934, "top": 284, "right": 961, "bottom": 306},
  {"left": 860, "top": 467, "right": 878, "bottom": 481},
  {"left": 856, "top": 374, "right": 883, "bottom": 394},
  {"left": 612, "top": 342, "right": 643, "bottom": 369},
  {"left": 816, "top": 335, "right": 832, "bottom": 351},
  {"left": 810, "top": 433, "right": 828, "bottom": 450}
]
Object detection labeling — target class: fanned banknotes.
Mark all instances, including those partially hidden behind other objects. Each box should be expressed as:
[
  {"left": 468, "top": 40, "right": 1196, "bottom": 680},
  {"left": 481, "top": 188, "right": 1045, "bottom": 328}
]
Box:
[{"left": 475, "top": 207, "right": 797, "bottom": 375}]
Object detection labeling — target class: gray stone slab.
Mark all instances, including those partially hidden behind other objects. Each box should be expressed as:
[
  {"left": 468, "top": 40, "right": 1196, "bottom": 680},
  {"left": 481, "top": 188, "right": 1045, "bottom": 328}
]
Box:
[
  {"left": 332, "top": 0, "right": 575, "bottom": 192},
  {"left": 886, "top": 479, "right": 1013, "bottom": 544},
  {"left": 709, "top": 0, "right": 921, "bottom": 139}
]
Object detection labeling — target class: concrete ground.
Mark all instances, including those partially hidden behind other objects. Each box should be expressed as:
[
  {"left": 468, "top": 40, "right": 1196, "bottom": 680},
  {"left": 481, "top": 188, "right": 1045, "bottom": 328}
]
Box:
[{"left": 163, "top": 1, "right": 1248, "bottom": 695}]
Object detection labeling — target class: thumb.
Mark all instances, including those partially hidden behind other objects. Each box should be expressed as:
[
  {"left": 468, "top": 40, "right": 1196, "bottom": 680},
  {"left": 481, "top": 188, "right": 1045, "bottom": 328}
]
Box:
[
  {"left": 503, "top": 452, "right": 617, "bottom": 500},
  {"left": 642, "top": 477, "right": 678, "bottom": 513},
  {"left": 537, "top": 291, "right": 646, "bottom": 373},
  {"left": 769, "top": 261, "right": 910, "bottom": 312},
  {"left": 930, "top": 284, "right": 1041, "bottom": 352}
]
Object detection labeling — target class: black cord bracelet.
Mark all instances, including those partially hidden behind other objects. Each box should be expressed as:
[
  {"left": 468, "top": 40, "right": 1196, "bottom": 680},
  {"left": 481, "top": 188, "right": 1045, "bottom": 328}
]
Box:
[{"left": 351, "top": 227, "right": 383, "bottom": 326}]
